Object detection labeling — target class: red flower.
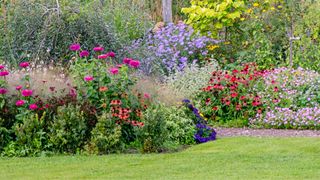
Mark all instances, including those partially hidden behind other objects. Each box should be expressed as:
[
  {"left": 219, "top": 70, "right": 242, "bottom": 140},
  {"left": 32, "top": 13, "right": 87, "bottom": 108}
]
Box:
[
  {"left": 29, "top": 104, "right": 38, "bottom": 110},
  {"left": 98, "top": 54, "right": 109, "bottom": 59},
  {"left": 21, "top": 89, "right": 33, "bottom": 97},
  {"left": 19, "top": 62, "right": 30, "bottom": 68},
  {"left": 236, "top": 104, "right": 242, "bottom": 111},
  {"left": 129, "top": 60, "right": 140, "bottom": 68},
  {"left": 0, "top": 71, "right": 9, "bottom": 76},
  {"left": 225, "top": 100, "right": 231, "bottom": 106},
  {"left": 107, "top": 51, "right": 115, "bottom": 58},
  {"left": 232, "top": 69, "right": 238, "bottom": 74},
  {"left": 93, "top": 46, "right": 104, "bottom": 52},
  {"left": 123, "top": 58, "right": 132, "bottom": 64},
  {"left": 240, "top": 96, "right": 246, "bottom": 100},
  {"left": 274, "top": 86, "right": 279, "bottom": 92},
  {"left": 212, "top": 106, "right": 218, "bottom": 111},
  {"left": 231, "top": 92, "right": 238, "bottom": 98}
]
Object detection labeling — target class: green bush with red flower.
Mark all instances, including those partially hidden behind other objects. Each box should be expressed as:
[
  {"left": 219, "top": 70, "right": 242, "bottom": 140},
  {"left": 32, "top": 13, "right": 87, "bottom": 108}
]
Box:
[{"left": 194, "top": 63, "right": 268, "bottom": 123}]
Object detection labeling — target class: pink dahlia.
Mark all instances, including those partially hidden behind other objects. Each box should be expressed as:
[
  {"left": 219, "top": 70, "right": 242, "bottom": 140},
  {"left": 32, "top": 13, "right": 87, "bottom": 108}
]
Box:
[
  {"left": 21, "top": 89, "right": 33, "bottom": 97},
  {"left": 107, "top": 51, "right": 115, "bottom": 58},
  {"left": 0, "top": 71, "right": 9, "bottom": 76},
  {"left": 98, "top": 54, "right": 109, "bottom": 59},
  {"left": 15, "top": 100, "right": 25, "bottom": 106},
  {"left": 69, "top": 43, "right": 81, "bottom": 51},
  {"left": 0, "top": 88, "right": 7, "bottom": 94},
  {"left": 80, "top": 50, "right": 90, "bottom": 58},
  {"left": 109, "top": 67, "right": 119, "bottom": 75},
  {"left": 84, "top": 75, "right": 94, "bottom": 82},
  {"left": 0, "top": 65, "right": 4, "bottom": 69},
  {"left": 123, "top": 58, "right": 132, "bottom": 64},
  {"left": 16, "top": 85, "right": 23, "bottom": 90},
  {"left": 19, "top": 62, "right": 30, "bottom": 68},
  {"left": 29, "top": 104, "right": 38, "bottom": 110},
  {"left": 93, "top": 46, "right": 104, "bottom": 52},
  {"left": 129, "top": 60, "right": 140, "bottom": 68}
]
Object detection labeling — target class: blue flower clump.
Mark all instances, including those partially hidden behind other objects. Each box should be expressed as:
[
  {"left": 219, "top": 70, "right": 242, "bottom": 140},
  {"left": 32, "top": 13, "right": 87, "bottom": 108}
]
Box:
[{"left": 183, "top": 99, "right": 217, "bottom": 143}]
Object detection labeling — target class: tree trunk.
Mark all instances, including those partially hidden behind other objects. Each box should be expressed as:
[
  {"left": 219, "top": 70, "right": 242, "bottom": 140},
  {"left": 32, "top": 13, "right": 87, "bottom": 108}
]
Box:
[{"left": 162, "top": 0, "right": 172, "bottom": 23}]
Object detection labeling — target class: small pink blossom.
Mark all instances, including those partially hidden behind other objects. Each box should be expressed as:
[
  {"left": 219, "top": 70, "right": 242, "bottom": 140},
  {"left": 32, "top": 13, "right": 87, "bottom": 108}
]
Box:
[
  {"left": 107, "top": 51, "right": 115, "bottom": 58},
  {"left": 19, "top": 62, "right": 30, "bottom": 68},
  {"left": 84, "top": 75, "right": 94, "bottom": 82},
  {"left": 16, "top": 85, "right": 23, "bottom": 90},
  {"left": 0, "top": 88, "right": 7, "bottom": 94},
  {"left": 0, "top": 65, "right": 4, "bottom": 69},
  {"left": 123, "top": 58, "right": 132, "bottom": 64},
  {"left": 144, "top": 93, "right": 151, "bottom": 99},
  {"left": 69, "top": 88, "right": 77, "bottom": 97},
  {"left": 93, "top": 46, "right": 104, "bottom": 52},
  {"left": 109, "top": 68, "right": 119, "bottom": 75},
  {"left": 0, "top": 71, "right": 9, "bottom": 76},
  {"left": 69, "top": 43, "right": 81, "bottom": 51},
  {"left": 80, "top": 50, "right": 90, "bottom": 58},
  {"left": 98, "top": 54, "right": 109, "bottom": 59},
  {"left": 29, "top": 104, "right": 38, "bottom": 110},
  {"left": 15, "top": 100, "right": 25, "bottom": 106},
  {"left": 21, "top": 89, "right": 33, "bottom": 97},
  {"left": 129, "top": 60, "right": 140, "bottom": 68}
]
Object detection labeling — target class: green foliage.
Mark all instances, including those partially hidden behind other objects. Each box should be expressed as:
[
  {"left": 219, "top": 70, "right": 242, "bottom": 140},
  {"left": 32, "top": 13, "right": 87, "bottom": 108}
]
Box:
[
  {"left": 182, "top": 0, "right": 246, "bottom": 38},
  {"left": 88, "top": 113, "right": 123, "bottom": 154},
  {"left": 2, "top": 113, "right": 47, "bottom": 157},
  {"left": 137, "top": 104, "right": 195, "bottom": 153},
  {"left": 48, "top": 105, "right": 87, "bottom": 153}
]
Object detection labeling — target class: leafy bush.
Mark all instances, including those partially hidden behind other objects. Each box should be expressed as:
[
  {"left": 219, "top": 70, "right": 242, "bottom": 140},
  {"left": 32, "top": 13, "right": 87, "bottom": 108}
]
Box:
[
  {"left": 48, "top": 105, "right": 87, "bottom": 153},
  {"left": 137, "top": 104, "right": 196, "bottom": 153},
  {"left": 88, "top": 113, "right": 123, "bottom": 154}
]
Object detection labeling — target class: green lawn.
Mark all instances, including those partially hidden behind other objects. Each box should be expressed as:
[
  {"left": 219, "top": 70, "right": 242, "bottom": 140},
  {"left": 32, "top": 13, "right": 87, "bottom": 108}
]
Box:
[{"left": 0, "top": 137, "right": 319, "bottom": 180}]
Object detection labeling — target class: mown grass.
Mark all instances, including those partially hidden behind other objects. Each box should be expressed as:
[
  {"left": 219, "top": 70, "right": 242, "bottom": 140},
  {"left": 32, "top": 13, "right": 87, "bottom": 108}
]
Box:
[{"left": 0, "top": 137, "right": 319, "bottom": 180}]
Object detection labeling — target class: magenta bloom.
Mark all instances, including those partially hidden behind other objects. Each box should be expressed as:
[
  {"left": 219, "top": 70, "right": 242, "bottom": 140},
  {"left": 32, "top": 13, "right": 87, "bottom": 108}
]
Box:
[
  {"left": 15, "top": 100, "right": 25, "bottom": 106},
  {"left": 29, "top": 104, "right": 38, "bottom": 110},
  {"left": 144, "top": 93, "right": 151, "bottom": 99},
  {"left": 98, "top": 54, "right": 109, "bottom": 59},
  {"left": 0, "top": 71, "right": 9, "bottom": 76},
  {"left": 0, "top": 88, "right": 7, "bottom": 94},
  {"left": 129, "top": 60, "right": 140, "bottom": 68},
  {"left": 19, "top": 62, "right": 30, "bottom": 68},
  {"left": 84, "top": 75, "right": 94, "bottom": 82},
  {"left": 16, "top": 85, "right": 23, "bottom": 90},
  {"left": 80, "top": 50, "right": 90, "bottom": 58},
  {"left": 69, "top": 43, "right": 81, "bottom": 51},
  {"left": 21, "top": 89, "right": 33, "bottom": 97},
  {"left": 0, "top": 65, "right": 4, "bottom": 69},
  {"left": 93, "top": 46, "right": 104, "bottom": 52},
  {"left": 123, "top": 58, "right": 132, "bottom": 64},
  {"left": 109, "top": 67, "right": 119, "bottom": 75},
  {"left": 107, "top": 51, "right": 115, "bottom": 58}
]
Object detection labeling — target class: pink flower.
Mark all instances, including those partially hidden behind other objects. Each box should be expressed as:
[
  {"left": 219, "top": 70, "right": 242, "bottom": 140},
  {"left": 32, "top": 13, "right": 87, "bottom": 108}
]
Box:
[
  {"left": 129, "top": 60, "right": 140, "bottom": 68},
  {"left": 80, "top": 50, "right": 90, "bottom": 58},
  {"left": 123, "top": 58, "right": 132, "bottom": 64},
  {"left": 107, "top": 51, "right": 115, "bottom": 58},
  {"left": 19, "top": 62, "right": 29, "bottom": 68},
  {"left": 0, "top": 71, "right": 9, "bottom": 76},
  {"left": 21, "top": 89, "right": 33, "bottom": 97},
  {"left": 144, "top": 93, "right": 151, "bottom": 99},
  {"left": 69, "top": 88, "right": 77, "bottom": 97},
  {"left": 15, "top": 100, "right": 25, "bottom": 106},
  {"left": 98, "top": 54, "right": 109, "bottom": 59},
  {"left": 0, "top": 88, "right": 7, "bottom": 94},
  {"left": 0, "top": 65, "right": 4, "bottom": 69},
  {"left": 109, "top": 68, "right": 119, "bottom": 75},
  {"left": 93, "top": 46, "right": 104, "bottom": 52},
  {"left": 16, "top": 85, "right": 23, "bottom": 90},
  {"left": 69, "top": 43, "right": 81, "bottom": 51},
  {"left": 29, "top": 104, "right": 38, "bottom": 110},
  {"left": 84, "top": 75, "right": 94, "bottom": 82}
]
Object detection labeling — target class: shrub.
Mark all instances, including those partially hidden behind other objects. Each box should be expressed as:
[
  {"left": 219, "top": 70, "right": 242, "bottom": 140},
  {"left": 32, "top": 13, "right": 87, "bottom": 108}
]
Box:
[
  {"left": 88, "top": 113, "right": 123, "bottom": 154},
  {"left": 48, "top": 105, "right": 87, "bottom": 153}
]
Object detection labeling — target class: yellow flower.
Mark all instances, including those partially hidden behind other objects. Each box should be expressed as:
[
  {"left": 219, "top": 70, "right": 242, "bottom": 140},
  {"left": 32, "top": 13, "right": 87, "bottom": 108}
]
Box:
[
  {"left": 262, "top": 9, "right": 266, "bottom": 12},
  {"left": 253, "top": 3, "right": 259, "bottom": 7},
  {"left": 240, "top": 17, "right": 245, "bottom": 21},
  {"left": 270, "top": 7, "right": 275, "bottom": 11},
  {"left": 207, "top": 45, "right": 220, "bottom": 51},
  {"left": 278, "top": 5, "right": 282, "bottom": 9},
  {"left": 224, "top": 41, "right": 231, "bottom": 45},
  {"left": 247, "top": 8, "right": 253, "bottom": 14}
]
